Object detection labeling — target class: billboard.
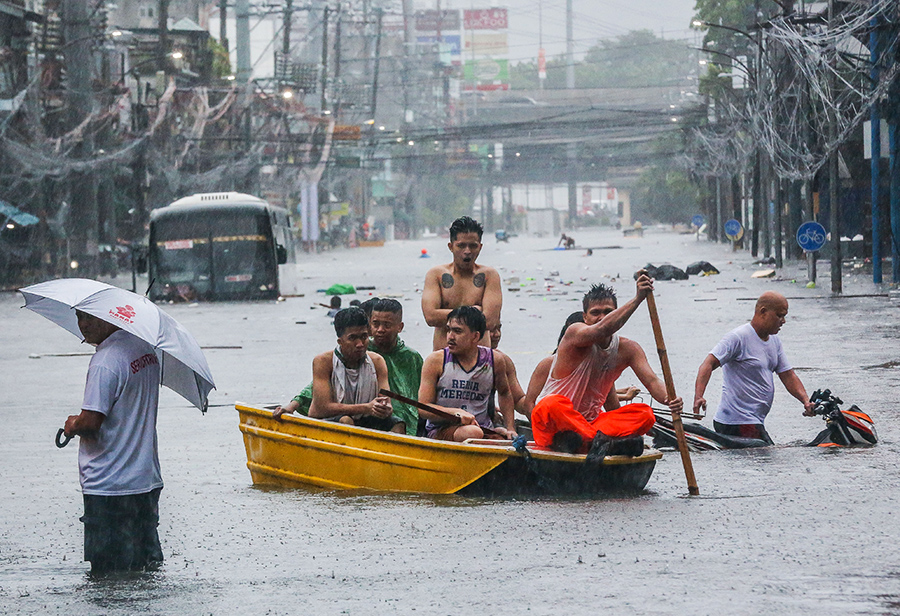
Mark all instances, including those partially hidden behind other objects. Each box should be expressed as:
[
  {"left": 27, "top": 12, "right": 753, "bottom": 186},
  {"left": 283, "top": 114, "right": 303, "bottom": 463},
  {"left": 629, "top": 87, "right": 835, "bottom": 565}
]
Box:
[
  {"left": 463, "top": 8, "right": 508, "bottom": 30},
  {"left": 415, "top": 9, "right": 460, "bottom": 31}
]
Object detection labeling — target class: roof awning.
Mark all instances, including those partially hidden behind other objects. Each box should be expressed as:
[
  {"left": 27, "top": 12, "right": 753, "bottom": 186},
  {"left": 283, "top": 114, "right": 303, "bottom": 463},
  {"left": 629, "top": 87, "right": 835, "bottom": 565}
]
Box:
[{"left": 0, "top": 200, "right": 40, "bottom": 227}]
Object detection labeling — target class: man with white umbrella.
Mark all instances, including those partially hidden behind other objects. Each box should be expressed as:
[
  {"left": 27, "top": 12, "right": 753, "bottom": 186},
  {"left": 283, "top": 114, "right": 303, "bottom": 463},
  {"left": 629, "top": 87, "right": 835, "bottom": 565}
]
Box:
[
  {"left": 20, "top": 277, "right": 214, "bottom": 574},
  {"left": 64, "top": 310, "right": 165, "bottom": 573}
]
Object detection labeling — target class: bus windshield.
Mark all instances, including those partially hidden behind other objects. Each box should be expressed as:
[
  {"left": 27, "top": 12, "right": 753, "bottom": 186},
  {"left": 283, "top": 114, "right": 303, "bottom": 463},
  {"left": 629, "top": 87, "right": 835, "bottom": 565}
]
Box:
[{"left": 152, "top": 210, "right": 276, "bottom": 300}]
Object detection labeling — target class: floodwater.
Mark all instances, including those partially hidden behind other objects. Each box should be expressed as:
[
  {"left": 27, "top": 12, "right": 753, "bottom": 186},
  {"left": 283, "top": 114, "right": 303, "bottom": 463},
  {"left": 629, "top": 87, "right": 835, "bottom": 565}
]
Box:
[{"left": 2, "top": 227, "right": 899, "bottom": 615}]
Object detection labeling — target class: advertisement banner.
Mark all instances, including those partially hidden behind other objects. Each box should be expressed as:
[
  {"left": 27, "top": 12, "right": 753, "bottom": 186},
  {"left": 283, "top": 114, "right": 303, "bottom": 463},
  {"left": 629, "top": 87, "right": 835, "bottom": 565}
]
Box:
[
  {"left": 463, "top": 32, "right": 508, "bottom": 55},
  {"left": 463, "top": 8, "right": 508, "bottom": 30},
  {"left": 415, "top": 9, "right": 460, "bottom": 31},
  {"left": 463, "top": 58, "right": 509, "bottom": 84},
  {"left": 417, "top": 34, "right": 462, "bottom": 60}
]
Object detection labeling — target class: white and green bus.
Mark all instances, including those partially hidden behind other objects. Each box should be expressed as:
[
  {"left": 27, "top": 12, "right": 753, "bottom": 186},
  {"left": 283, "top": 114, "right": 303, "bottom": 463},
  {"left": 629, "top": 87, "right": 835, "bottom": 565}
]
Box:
[{"left": 148, "top": 192, "right": 296, "bottom": 301}]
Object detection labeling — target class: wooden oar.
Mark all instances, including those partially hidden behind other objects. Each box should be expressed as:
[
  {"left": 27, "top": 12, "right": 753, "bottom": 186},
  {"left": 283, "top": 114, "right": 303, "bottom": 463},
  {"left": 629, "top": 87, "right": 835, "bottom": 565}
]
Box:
[
  {"left": 645, "top": 289, "right": 700, "bottom": 496},
  {"left": 379, "top": 389, "right": 506, "bottom": 438}
]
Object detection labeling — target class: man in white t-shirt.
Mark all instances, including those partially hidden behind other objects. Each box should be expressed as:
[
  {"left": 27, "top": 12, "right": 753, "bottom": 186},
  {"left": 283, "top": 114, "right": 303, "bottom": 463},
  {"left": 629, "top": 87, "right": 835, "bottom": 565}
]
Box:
[
  {"left": 63, "top": 310, "right": 164, "bottom": 573},
  {"left": 693, "top": 291, "right": 815, "bottom": 444}
]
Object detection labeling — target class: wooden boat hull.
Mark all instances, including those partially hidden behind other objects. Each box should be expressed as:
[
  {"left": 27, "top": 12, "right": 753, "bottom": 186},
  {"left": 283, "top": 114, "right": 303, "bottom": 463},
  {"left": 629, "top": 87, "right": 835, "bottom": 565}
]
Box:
[{"left": 237, "top": 403, "right": 661, "bottom": 497}]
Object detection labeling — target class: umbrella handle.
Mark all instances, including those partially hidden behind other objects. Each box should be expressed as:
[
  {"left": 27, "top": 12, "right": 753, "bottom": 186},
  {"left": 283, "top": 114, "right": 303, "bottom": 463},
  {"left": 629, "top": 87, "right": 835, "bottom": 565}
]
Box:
[{"left": 55, "top": 428, "right": 72, "bottom": 449}]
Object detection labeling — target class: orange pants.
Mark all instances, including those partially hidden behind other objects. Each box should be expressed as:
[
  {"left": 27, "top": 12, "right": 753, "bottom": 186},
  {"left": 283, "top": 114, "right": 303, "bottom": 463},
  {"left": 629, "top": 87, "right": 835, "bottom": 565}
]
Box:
[{"left": 531, "top": 394, "right": 655, "bottom": 450}]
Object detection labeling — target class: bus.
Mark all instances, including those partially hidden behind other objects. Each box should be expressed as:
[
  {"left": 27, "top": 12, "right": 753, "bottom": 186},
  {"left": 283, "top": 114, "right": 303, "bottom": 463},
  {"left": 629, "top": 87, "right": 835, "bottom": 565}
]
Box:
[{"left": 148, "top": 192, "right": 296, "bottom": 301}]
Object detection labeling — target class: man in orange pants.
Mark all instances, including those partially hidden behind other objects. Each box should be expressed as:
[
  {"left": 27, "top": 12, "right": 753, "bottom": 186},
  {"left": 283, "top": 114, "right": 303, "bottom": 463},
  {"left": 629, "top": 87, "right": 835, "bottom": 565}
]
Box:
[{"left": 531, "top": 275, "right": 683, "bottom": 458}]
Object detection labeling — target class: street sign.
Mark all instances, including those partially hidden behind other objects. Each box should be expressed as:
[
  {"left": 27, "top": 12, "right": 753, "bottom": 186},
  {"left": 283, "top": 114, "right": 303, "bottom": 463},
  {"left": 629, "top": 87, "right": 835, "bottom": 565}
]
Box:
[
  {"left": 691, "top": 214, "right": 705, "bottom": 227},
  {"left": 797, "top": 221, "right": 827, "bottom": 252},
  {"left": 724, "top": 219, "right": 743, "bottom": 241}
]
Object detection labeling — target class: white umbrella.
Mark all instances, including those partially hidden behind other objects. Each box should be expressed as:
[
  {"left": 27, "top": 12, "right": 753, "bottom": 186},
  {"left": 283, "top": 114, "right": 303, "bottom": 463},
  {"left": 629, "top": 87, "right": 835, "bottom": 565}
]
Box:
[{"left": 19, "top": 278, "right": 216, "bottom": 412}]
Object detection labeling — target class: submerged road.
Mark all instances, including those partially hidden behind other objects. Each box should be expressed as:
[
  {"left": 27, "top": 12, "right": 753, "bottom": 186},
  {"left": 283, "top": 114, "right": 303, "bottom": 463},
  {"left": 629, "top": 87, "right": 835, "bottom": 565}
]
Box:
[{"left": 1, "top": 227, "right": 898, "bottom": 615}]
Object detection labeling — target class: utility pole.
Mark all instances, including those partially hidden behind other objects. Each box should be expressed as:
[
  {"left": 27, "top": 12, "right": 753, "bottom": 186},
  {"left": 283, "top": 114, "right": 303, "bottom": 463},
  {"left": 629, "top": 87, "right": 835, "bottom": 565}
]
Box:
[
  {"left": 219, "top": 0, "right": 228, "bottom": 51},
  {"left": 870, "top": 14, "right": 882, "bottom": 283},
  {"left": 158, "top": 0, "right": 170, "bottom": 71},
  {"left": 283, "top": 0, "right": 293, "bottom": 59},
  {"left": 333, "top": 4, "right": 342, "bottom": 115},
  {"left": 320, "top": 5, "right": 329, "bottom": 112},
  {"left": 370, "top": 8, "right": 383, "bottom": 122},
  {"left": 63, "top": 0, "right": 98, "bottom": 277},
  {"left": 235, "top": 0, "right": 251, "bottom": 82},
  {"left": 828, "top": 0, "right": 842, "bottom": 294},
  {"left": 566, "top": 0, "right": 577, "bottom": 227}
]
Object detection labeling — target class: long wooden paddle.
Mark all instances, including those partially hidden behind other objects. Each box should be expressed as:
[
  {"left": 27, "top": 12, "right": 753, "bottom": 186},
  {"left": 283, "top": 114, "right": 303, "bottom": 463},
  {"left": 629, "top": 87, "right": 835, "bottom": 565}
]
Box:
[
  {"left": 645, "top": 289, "right": 700, "bottom": 496},
  {"left": 378, "top": 388, "right": 506, "bottom": 438}
]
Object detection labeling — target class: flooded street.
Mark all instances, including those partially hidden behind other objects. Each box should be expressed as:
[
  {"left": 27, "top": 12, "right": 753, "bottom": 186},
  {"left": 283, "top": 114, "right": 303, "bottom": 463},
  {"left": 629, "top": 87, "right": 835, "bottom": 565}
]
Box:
[{"left": 2, "top": 227, "right": 899, "bottom": 615}]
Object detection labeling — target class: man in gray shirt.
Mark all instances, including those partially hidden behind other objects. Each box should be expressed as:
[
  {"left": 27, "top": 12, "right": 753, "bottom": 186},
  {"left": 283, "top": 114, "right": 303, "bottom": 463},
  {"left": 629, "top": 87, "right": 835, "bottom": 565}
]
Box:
[{"left": 693, "top": 291, "right": 815, "bottom": 444}]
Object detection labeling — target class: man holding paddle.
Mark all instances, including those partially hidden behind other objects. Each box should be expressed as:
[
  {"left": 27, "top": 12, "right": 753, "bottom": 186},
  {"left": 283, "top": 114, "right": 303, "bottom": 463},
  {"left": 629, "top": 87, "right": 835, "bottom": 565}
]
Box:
[
  {"left": 693, "top": 291, "right": 815, "bottom": 444},
  {"left": 418, "top": 306, "right": 517, "bottom": 441},
  {"left": 530, "top": 276, "right": 683, "bottom": 458}
]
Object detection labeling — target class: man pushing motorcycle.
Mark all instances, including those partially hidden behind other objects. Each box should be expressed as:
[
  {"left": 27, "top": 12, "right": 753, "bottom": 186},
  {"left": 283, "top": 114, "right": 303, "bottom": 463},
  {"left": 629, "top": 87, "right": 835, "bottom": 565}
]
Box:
[{"left": 693, "top": 291, "right": 816, "bottom": 445}]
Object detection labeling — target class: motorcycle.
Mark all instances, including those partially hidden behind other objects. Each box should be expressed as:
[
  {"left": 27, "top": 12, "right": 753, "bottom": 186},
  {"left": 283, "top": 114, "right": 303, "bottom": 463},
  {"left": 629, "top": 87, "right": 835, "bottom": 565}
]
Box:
[
  {"left": 647, "top": 388, "right": 876, "bottom": 451},
  {"left": 805, "top": 389, "right": 877, "bottom": 447}
]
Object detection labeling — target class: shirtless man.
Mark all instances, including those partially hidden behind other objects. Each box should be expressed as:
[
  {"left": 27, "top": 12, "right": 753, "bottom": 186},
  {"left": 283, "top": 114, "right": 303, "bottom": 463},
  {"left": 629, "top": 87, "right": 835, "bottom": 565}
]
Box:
[
  {"left": 422, "top": 216, "right": 502, "bottom": 351},
  {"left": 530, "top": 277, "right": 683, "bottom": 458}
]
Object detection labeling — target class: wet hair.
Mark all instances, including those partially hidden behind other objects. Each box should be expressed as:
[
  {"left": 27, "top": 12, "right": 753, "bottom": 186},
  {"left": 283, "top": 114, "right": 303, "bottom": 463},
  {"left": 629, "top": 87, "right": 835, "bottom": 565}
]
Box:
[
  {"left": 349, "top": 299, "right": 361, "bottom": 307},
  {"left": 582, "top": 283, "right": 618, "bottom": 311},
  {"left": 329, "top": 295, "right": 342, "bottom": 309},
  {"left": 558, "top": 311, "right": 585, "bottom": 347},
  {"left": 333, "top": 307, "right": 369, "bottom": 337},
  {"left": 449, "top": 216, "right": 484, "bottom": 241},
  {"left": 447, "top": 306, "right": 486, "bottom": 337},
  {"left": 358, "top": 297, "right": 380, "bottom": 317},
  {"left": 370, "top": 298, "right": 402, "bottom": 318}
]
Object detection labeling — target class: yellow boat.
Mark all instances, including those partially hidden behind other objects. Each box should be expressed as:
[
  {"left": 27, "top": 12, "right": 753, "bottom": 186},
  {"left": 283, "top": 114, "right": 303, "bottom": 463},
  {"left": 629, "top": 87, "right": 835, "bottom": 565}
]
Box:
[{"left": 237, "top": 403, "right": 663, "bottom": 497}]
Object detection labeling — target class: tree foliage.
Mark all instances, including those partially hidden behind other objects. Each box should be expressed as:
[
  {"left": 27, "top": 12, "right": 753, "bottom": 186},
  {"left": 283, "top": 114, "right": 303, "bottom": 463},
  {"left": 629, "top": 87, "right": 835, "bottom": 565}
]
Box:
[{"left": 510, "top": 30, "right": 695, "bottom": 90}]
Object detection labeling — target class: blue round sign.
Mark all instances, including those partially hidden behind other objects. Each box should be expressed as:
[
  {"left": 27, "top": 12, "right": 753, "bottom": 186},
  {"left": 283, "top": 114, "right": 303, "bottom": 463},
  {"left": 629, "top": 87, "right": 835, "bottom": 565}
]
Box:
[
  {"left": 691, "top": 214, "right": 705, "bottom": 227},
  {"left": 723, "top": 219, "right": 743, "bottom": 241},
  {"left": 796, "top": 221, "right": 827, "bottom": 252}
]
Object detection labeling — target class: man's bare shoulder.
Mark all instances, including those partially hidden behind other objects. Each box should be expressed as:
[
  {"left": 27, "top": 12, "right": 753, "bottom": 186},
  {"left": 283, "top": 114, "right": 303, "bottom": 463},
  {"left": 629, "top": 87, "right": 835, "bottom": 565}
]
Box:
[
  {"left": 312, "top": 351, "right": 334, "bottom": 375},
  {"left": 617, "top": 337, "right": 645, "bottom": 359},
  {"left": 472, "top": 263, "right": 499, "bottom": 277},
  {"left": 367, "top": 350, "right": 385, "bottom": 363},
  {"left": 425, "top": 349, "right": 445, "bottom": 361},
  {"left": 425, "top": 263, "right": 453, "bottom": 277}
]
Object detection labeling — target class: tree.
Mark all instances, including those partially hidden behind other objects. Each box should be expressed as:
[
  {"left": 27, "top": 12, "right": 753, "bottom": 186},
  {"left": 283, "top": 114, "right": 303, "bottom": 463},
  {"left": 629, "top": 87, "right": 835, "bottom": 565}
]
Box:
[{"left": 509, "top": 30, "right": 695, "bottom": 90}]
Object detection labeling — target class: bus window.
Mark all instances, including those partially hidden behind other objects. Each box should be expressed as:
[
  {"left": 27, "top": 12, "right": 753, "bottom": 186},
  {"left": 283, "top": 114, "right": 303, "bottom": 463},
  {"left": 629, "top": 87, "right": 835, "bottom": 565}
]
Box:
[
  {"left": 153, "top": 218, "right": 213, "bottom": 298},
  {"left": 210, "top": 213, "right": 275, "bottom": 296}
]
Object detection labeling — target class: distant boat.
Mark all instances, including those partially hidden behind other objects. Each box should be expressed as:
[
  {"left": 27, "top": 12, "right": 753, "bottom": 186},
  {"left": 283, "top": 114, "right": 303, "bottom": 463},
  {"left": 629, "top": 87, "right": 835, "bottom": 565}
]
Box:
[{"left": 237, "top": 404, "right": 662, "bottom": 497}]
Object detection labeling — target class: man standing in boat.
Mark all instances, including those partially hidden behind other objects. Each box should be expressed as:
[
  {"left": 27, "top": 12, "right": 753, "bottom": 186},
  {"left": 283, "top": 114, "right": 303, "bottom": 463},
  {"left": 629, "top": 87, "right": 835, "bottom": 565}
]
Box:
[
  {"left": 531, "top": 277, "right": 683, "bottom": 458},
  {"left": 418, "top": 306, "right": 517, "bottom": 441},
  {"left": 305, "top": 307, "right": 405, "bottom": 432},
  {"left": 422, "top": 216, "right": 502, "bottom": 351},
  {"left": 692, "top": 291, "right": 815, "bottom": 444}
]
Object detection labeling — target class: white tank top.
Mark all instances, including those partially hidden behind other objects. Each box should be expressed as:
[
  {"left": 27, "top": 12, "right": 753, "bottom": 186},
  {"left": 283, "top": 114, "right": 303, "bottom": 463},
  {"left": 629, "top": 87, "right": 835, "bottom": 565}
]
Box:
[{"left": 537, "top": 334, "right": 623, "bottom": 422}]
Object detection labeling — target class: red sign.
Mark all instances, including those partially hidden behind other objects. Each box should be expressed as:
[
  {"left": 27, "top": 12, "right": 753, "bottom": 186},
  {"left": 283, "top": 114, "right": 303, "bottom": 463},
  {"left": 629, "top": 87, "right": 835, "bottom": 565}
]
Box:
[{"left": 464, "top": 9, "right": 508, "bottom": 30}]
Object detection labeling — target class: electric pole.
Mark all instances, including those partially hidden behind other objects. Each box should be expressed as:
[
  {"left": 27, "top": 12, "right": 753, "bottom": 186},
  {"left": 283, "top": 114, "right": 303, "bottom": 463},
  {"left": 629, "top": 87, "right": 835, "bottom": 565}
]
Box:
[
  {"left": 63, "top": 0, "right": 98, "bottom": 276},
  {"left": 219, "top": 0, "right": 228, "bottom": 51},
  {"left": 566, "top": 0, "right": 577, "bottom": 227},
  {"left": 320, "top": 5, "right": 329, "bottom": 112},
  {"left": 235, "top": 0, "right": 251, "bottom": 82}
]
